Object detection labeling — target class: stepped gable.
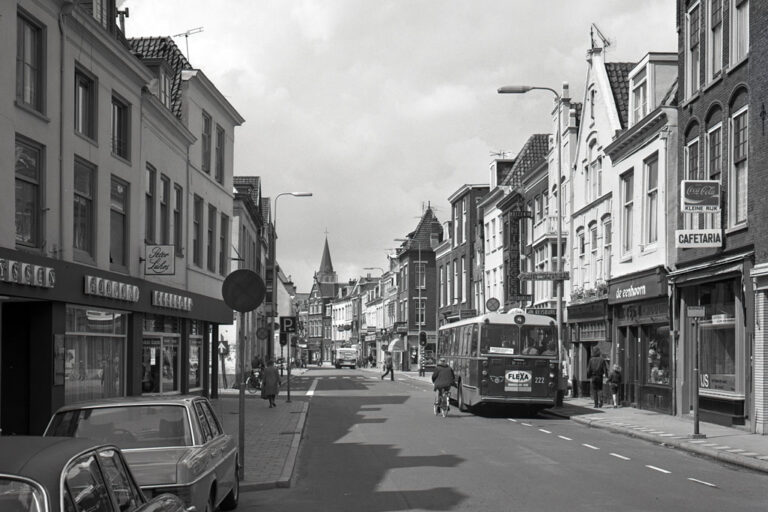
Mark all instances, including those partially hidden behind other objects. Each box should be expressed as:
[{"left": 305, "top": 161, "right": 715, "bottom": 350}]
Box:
[
  {"left": 604, "top": 62, "right": 635, "bottom": 129},
  {"left": 501, "top": 134, "right": 549, "bottom": 189},
  {"left": 128, "top": 36, "right": 192, "bottom": 119}
]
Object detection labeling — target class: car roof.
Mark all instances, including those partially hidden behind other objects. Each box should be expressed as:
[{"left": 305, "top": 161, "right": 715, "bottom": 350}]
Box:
[
  {"left": 51, "top": 394, "right": 203, "bottom": 413},
  {"left": 0, "top": 436, "right": 116, "bottom": 505}
]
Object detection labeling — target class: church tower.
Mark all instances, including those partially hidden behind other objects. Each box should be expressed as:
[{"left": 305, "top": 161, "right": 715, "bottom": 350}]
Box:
[{"left": 315, "top": 237, "right": 338, "bottom": 284}]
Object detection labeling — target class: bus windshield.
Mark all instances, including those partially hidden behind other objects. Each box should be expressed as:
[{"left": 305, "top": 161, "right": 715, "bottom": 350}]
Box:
[
  {"left": 480, "top": 323, "right": 557, "bottom": 356},
  {"left": 520, "top": 325, "right": 558, "bottom": 356}
]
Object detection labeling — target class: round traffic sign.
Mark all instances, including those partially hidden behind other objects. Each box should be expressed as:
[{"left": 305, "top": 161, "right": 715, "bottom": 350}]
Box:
[
  {"left": 222, "top": 269, "right": 266, "bottom": 312},
  {"left": 486, "top": 297, "right": 500, "bottom": 312}
]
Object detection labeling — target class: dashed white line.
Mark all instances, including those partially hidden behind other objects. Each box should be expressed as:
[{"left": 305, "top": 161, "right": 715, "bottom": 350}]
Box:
[
  {"left": 558, "top": 435, "right": 572, "bottom": 441},
  {"left": 688, "top": 478, "right": 717, "bottom": 488},
  {"left": 508, "top": 419, "right": 518, "bottom": 423},
  {"left": 521, "top": 422, "right": 533, "bottom": 427},
  {"left": 582, "top": 443, "right": 599, "bottom": 450},
  {"left": 610, "top": 453, "right": 631, "bottom": 460},
  {"left": 646, "top": 465, "right": 671, "bottom": 474},
  {"left": 539, "top": 428, "right": 552, "bottom": 434}
]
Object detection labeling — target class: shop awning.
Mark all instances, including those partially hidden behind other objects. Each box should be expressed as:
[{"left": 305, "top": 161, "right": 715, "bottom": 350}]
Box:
[
  {"left": 388, "top": 338, "right": 405, "bottom": 352},
  {"left": 669, "top": 258, "right": 746, "bottom": 285}
]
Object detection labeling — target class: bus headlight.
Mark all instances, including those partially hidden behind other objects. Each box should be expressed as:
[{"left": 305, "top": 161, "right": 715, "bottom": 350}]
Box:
[
  {"left": 482, "top": 370, "right": 488, "bottom": 376},
  {"left": 549, "top": 372, "right": 556, "bottom": 379}
]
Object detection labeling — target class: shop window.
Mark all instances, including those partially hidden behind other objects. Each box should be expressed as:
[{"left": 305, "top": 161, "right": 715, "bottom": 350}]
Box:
[
  {"left": 692, "top": 280, "right": 737, "bottom": 392},
  {"left": 64, "top": 306, "right": 127, "bottom": 404},
  {"left": 645, "top": 325, "right": 670, "bottom": 385}
]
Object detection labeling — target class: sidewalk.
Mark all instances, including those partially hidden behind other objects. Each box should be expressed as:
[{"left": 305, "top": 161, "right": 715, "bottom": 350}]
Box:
[
  {"left": 378, "top": 367, "right": 768, "bottom": 474},
  {"left": 211, "top": 367, "right": 310, "bottom": 491}
]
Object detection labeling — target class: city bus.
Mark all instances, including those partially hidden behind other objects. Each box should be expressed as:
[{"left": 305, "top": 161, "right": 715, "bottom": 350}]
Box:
[{"left": 437, "top": 309, "right": 561, "bottom": 413}]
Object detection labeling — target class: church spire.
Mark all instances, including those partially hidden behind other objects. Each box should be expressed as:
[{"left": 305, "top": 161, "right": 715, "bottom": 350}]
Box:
[{"left": 318, "top": 236, "right": 334, "bottom": 275}]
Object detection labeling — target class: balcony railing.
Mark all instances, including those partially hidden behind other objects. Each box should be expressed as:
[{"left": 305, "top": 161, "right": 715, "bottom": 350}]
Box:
[{"left": 531, "top": 216, "right": 559, "bottom": 244}]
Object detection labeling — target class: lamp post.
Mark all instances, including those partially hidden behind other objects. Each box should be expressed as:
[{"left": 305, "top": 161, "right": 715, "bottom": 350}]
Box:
[
  {"left": 270, "top": 191, "right": 312, "bottom": 401},
  {"left": 498, "top": 84, "right": 566, "bottom": 405}
]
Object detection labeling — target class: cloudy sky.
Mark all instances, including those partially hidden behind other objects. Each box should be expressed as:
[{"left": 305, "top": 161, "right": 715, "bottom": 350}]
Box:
[{"left": 124, "top": 0, "right": 676, "bottom": 292}]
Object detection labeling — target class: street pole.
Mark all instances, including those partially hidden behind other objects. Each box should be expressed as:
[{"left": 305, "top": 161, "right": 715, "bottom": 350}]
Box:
[
  {"left": 691, "top": 317, "right": 705, "bottom": 438},
  {"left": 237, "top": 311, "right": 245, "bottom": 479},
  {"left": 286, "top": 333, "right": 292, "bottom": 402}
]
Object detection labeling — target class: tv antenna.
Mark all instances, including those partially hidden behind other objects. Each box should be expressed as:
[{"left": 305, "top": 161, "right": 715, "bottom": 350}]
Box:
[
  {"left": 172, "top": 27, "right": 204, "bottom": 61},
  {"left": 590, "top": 23, "right": 615, "bottom": 51},
  {"left": 490, "top": 150, "right": 513, "bottom": 159}
]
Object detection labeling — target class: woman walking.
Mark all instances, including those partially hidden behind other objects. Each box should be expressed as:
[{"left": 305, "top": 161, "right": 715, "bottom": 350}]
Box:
[
  {"left": 261, "top": 359, "right": 281, "bottom": 408},
  {"left": 608, "top": 364, "right": 623, "bottom": 408}
]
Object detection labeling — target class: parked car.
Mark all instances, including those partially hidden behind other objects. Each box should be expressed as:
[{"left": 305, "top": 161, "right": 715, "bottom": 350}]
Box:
[
  {"left": 0, "top": 436, "right": 187, "bottom": 512},
  {"left": 45, "top": 396, "right": 238, "bottom": 512}
]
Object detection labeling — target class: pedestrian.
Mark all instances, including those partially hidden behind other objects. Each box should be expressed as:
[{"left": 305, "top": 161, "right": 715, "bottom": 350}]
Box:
[
  {"left": 586, "top": 346, "right": 607, "bottom": 408},
  {"left": 261, "top": 359, "right": 281, "bottom": 408},
  {"left": 418, "top": 354, "right": 426, "bottom": 377},
  {"left": 608, "top": 364, "right": 623, "bottom": 408},
  {"left": 381, "top": 351, "right": 394, "bottom": 381},
  {"left": 367, "top": 354, "right": 374, "bottom": 368}
]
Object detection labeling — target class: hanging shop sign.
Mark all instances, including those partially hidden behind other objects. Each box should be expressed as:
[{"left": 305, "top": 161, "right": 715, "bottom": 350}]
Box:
[
  {"left": 508, "top": 210, "right": 534, "bottom": 219},
  {"left": 151, "top": 290, "right": 192, "bottom": 311},
  {"left": 680, "top": 180, "right": 720, "bottom": 213},
  {"left": 519, "top": 271, "right": 570, "bottom": 281},
  {"left": 144, "top": 245, "right": 175, "bottom": 275},
  {"left": 675, "top": 229, "right": 723, "bottom": 248},
  {"left": 0, "top": 259, "right": 56, "bottom": 288},
  {"left": 84, "top": 275, "right": 140, "bottom": 302}
]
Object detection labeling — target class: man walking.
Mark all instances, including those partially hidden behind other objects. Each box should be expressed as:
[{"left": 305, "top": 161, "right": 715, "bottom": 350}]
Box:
[{"left": 381, "top": 351, "right": 394, "bottom": 381}]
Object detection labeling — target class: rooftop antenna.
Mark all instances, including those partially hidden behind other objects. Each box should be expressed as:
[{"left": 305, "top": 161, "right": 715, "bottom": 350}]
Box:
[
  {"left": 590, "top": 23, "right": 615, "bottom": 52},
  {"left": 490, "top": 150, "right": 513, "bottom": 159},
  {"left": 172, "top": 27, "right": 204, "bottom": 61}
]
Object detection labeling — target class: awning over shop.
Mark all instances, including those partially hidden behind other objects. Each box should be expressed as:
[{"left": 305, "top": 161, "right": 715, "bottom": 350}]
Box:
[
  {"left": 669, "top": 253, "right": 751, "bottom": 285},
  {"left": 388, "top": 338, "right": 405, "bottom": 352}
]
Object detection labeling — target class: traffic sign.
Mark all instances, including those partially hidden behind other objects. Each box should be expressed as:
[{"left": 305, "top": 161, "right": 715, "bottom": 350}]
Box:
[
  {"left": 486, "top": 297, "right": 500, "bottom": 312},
  {"left": 280, "top": 316, "right": 298, "bottom": 333},
  {"left": 687, "top": 306, "right": 706, "bottom": 318},
  {"left": 222, "top": 269, "right": 266, "bottom": 313},
  {"left": 256, "top": 327, "right": 269, "bottom": 340}
]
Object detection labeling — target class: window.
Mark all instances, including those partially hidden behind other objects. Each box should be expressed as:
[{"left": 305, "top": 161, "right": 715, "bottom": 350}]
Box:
[
  {"left": 417, "top": 298, "right": 426, "bottom": 326},
  {"left": 88, "top": 0, "right": 110, "bottom": 28},
  {"left": 645, "top": 155, "right": 658, "bottom": 245},
  {"left": 75, "top": 70, "right": 96, "bottom": 139},
  {"left": 207, "top": 205, "right": 217, "bottom": 272},
  {"left": 416, "top": 262, "right": 426, "bottom": 289},
  {"left": 731, "top": 0, "right": 749, "bottom": 63},
  {"left": 491, "top": 218, "right": 497, "bottom": 249},
  {"left": 453, "top": 205, "right": 459, "bottom": 245},
  {"left": 110, "top": 177, "right": 128, "bottom": 268},
  {"left": 173, "top": 185, "right": 183, "bottom": 256},
  {"left": 731, "top": 107, "right": 748, "bottom": 225},
  {"left": 603, "top": 219, "right": 612, "bottom": 280},
  {"left": 193, "top": 195, "right": 203, "bottom": 266},
  {"left": 686, "top": 3, "right": 700, "bottom": 98},
  {"left": 215, "top": 125, "right": 225, "bottom": 183},
  {"left": 484, "top": 222, "right": 490, "bottom": 253},
  {"left": 453, "top": 259, "right": 459, "bottom": 303},
  {"left": 708, "top": 0, "right": 723, "bottom": 79},
  {"left": 111, "top": 96, "right": 129, "bottom": 159},
  {"left": 160, "top": 175, "right": 170, "bottom": 244},
  {"left": 686, "top": 138, "right": 700, "bottom": 179},
  {"left": 439, "top": 265, "right": 445, "bottom": 307},
  {"left": 201, "top": 112, "right": 212, "bottom": 173},
  {"left": 145, "top": 165, "right": 156, "bottom": 243},
  {"left": 590, "top": 223, "right": 598, "bottom": 284},
  {"left": 589, "top": 88, "right": 596, "bottom": 119},
  {"left": 159, "top": 69, "right": 171, "bottom": 109},
  {"left": 15, "top": 137, "right": 42, "bottom": 247},
  {"left": 631, "top": 68, "right": 648, "bottom": 124},
  {"left": 461, "top": 256, "right": 467, "bottom": 303},
  {"left": 219, "top": 214, "right": 228, "bottom": 275},
  {"left": 462, "top": 199, "right": 468, "bottom": 244},
  {"left": 16, "top": 13, "right": 43, "bottom": 112},
  {"left": 621, "top": 171, "right": 634, "bottom": 255},
  {"left": 707, "top": 125, "right": 722, "bottom": 178},
  {"left": 73, "top": 159, "right": 95, "bottom": 257}
]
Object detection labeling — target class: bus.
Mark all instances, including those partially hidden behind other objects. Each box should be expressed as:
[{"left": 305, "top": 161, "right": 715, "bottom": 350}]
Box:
[
  {"left": 437, "top": 309, "right": 561, "bottom": 413},
  {"left": 335, "top": 347, "right": 358, "bottom": 369}
]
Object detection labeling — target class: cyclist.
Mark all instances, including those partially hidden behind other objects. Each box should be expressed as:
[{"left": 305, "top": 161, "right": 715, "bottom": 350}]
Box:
[{"left": 431, "top": 358, "right": 455, "bottom": 408}]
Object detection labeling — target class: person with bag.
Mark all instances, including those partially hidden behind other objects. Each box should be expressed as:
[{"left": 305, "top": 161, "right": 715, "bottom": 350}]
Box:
[
  {"left": 586, "top": 346, "right": 607, "bottom": 408},
  {"left": 381, "top": 351, "right": 394, "bottom": 381},
  {"left": 607, "top": 364, "right": 623, "bottom": 408},
  {"left": 261, "top": 359, "right": 281, "bottom": 408}
]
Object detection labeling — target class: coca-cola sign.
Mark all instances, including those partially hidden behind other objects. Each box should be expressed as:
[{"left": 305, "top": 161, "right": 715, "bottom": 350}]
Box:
[{"left": 681, "top": 180, "right": 720, "bottom": 212}]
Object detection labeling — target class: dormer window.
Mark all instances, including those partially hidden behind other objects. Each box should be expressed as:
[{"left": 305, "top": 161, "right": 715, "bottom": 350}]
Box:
[{"left": 631, "top": 67, "right": 648, "bottom": 125}]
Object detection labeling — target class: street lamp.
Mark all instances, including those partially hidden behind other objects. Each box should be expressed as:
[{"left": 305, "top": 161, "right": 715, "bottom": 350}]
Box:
[
  {"left": 270, "top": 192, "right": 312, "bottom": 402},
  {"left": 498, "top": 83, "right": 566, "bottom": 404}
]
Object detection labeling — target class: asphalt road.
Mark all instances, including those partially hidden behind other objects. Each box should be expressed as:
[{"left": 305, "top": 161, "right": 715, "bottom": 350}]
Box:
[{"left": 240, "top": 367, "right": 768, "bottom": 511}]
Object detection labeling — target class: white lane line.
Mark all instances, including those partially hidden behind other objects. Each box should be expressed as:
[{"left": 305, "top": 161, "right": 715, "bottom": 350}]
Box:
[
  {"left": 610, "top": 453, "right": 631, "bottom": 461},
  {"left": 646, "top": 465, "right": 671, "bottom": 474},
  {"left": 688, "top": 440, "right": 708, "bottom": 444},
  {"left": 659, "top": 434, "right": 676, "bottom": 437},
  {"left": 539, "top": 429, "right": 552, "bottom": 434},
  {"left": 688, "top": 478, "right": 718, "bottom": 488},
  {"left": 306, "top": 378, "right": 319, "bottom": 396},
  {"left": 558, "top": 435, "right": 572, "bottom": 441},
  {"left": 582, "top": 444, "right": 599, "bottom": 450},
  {"left": 508, "top": 419, "right": 518, "bottom": 423},
  {"left": 741, "top": 452, "right": 760, "bottom": 457},
  {"left": 521, "top": 422, "right": 533, "bottom": 427},
  {"left": 726, "top": 448, "right": 745, "bottom": 453}
]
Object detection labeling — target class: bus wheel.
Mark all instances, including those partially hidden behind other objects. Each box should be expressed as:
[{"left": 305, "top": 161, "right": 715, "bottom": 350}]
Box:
[{"left": 457, "top": 384, "right": 469, "bottom": 412}]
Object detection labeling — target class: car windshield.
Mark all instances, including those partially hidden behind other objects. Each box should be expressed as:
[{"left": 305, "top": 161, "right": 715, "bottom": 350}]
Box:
[
  {"left": 0, "top": 478, "right": 46, "bottom": 512},
  {"left": 48, "top": 405, "right": 192, "bottom": 449}
]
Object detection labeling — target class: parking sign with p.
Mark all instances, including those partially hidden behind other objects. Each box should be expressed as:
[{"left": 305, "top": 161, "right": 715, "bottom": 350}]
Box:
[{"left": 280, "top": 316, "right": 297, "bottom": 333}]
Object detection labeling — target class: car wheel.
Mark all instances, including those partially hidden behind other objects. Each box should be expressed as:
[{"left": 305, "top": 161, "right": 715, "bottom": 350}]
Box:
[
  {"left": 458, "top": 384, "right": 469, "bottom": 412},
  {"left": 220, "top": 462, "right": 240, "bottom": 510}
]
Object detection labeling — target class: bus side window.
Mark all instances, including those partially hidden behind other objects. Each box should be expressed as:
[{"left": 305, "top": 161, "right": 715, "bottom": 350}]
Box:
[
  {"left": 458, "top": 326, "right": 467, "bottom": 356},
  {"left": 470, "top": 325, "right": 478, "bottom": 357}
]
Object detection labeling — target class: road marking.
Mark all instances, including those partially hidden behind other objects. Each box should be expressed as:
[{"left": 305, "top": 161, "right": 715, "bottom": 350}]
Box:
[
  {"left": 688, "top": 478, "right": 717, "bottom": 488},
  {"left": 521, "top": 422, "right": 533, "bottom": 427},
  {"left": 582, "top": 444, "right": 599, "bottom": 450},
  {"left": 646, "top": 465, "right": 671, "bottom": 474},
  {"left": 558, "top": 435, "right": 572, "bottom": 441},
  {"left": 539, "top": 429, "right": 551, "bottom": 434},
  {"left": 610, "top": 453, "right": 630, "bottom": 460},
  {"left": 306, "top": 379, "right": 319, "bottom": 397},
  {"left": 508, "top": 419, "right": 518, "bottom": 423}
]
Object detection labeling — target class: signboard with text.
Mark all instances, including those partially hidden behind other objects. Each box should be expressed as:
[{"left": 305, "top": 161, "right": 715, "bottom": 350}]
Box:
[
  {"left": 519, "top": 271, "right": 570, "bottom": 281},
  {"left": 675, "top": 229, "right": 723, "bottom": 248},
  {"left": 681, "top": 180, "right": 720, "bottom": 212},
  {"left": 144, "top": 245, "right": 175, "bottom": 275}
]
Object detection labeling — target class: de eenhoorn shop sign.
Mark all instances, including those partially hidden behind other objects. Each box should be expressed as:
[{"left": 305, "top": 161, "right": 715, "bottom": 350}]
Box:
[{"left": 608, "top": 272, "right": 665, "bottom": 305}]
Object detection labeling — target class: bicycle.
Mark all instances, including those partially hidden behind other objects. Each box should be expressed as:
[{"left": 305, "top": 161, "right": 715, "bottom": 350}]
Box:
[
  {"left": 434, "top": 388, "right": 450, "bottom": 417},
  {"left": 245, "top": 369, "right": 261, "bottom": 394}
]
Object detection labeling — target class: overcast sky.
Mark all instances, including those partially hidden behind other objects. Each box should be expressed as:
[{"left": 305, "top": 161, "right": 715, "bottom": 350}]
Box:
[{"left": 124, "top": 0, "right": 676, "bottom": 293}]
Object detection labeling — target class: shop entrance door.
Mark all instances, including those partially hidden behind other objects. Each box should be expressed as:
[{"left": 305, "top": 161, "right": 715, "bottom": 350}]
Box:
[
  {"left": 626, "top": 326, "right": 640, "bottom": 406},
  {"left": 142, "top": 336, "right": 180, "bottom": 394}
]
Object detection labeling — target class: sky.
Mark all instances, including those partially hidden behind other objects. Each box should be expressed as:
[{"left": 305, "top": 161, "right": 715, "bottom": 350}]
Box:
[{"left": 123, "top": 0, "right": 677, "bottom": 293}]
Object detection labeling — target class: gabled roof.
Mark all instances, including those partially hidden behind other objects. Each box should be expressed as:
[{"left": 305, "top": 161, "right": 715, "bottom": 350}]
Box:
[
  {"left": 128, "top": 36, "right": 192, "bottom": 119},
  {"left": 660, "top": 77, "right": 678, "bottom": 107},
  {"left": 398, "top": 206, "right": 442, "bottom": 252},
  {"left": 500, "top": 134, "right": 550, "bottom": 189},
  {"left": 234, "top": 176, "right": 262, "bottom": 208},
  {"left": 604, "top": 62, "right": 635, "bottom": 129}
]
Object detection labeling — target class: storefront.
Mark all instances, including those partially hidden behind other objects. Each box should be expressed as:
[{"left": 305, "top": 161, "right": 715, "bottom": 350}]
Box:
[
  {"left": 609, "top": 267, "right": 672, "bottom": 413},
  {"left": 670, "top": 254, "right": 753, "bottom": 427},
  {"left": 0, "top": 248, "right": 231, "bottom": 435},
  {"left": 567, "top": 298, "right": 609, "bottom": 397}
]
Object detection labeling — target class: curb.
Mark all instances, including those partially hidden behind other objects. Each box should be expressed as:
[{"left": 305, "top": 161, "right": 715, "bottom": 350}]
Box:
[{"left": 548, "top": 408, "right": 768, "bottom": 475}]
